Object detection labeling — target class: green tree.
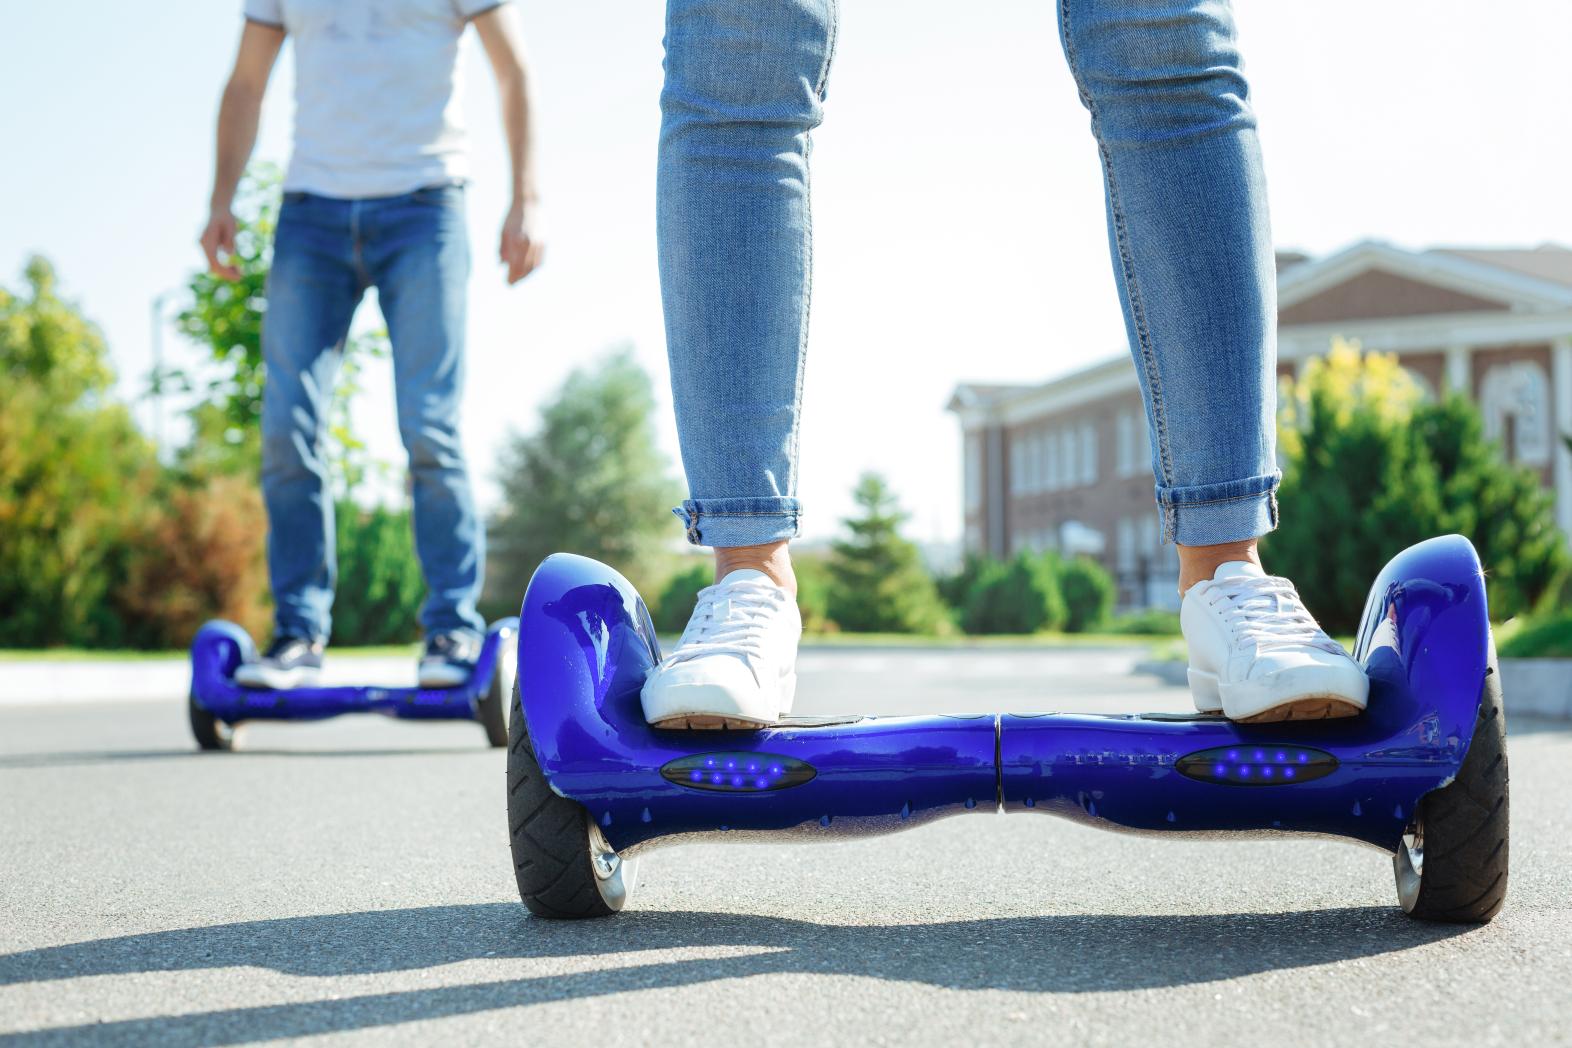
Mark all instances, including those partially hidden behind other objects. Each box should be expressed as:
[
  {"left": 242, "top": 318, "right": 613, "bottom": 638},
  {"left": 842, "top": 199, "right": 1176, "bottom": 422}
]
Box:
[
  {"left": 488, "top": 348, "right": 682, "bottom": 601},
  {"left": 1408, "top": 394, "right": 1567, "bottom": 620},
  {"left": 1271, "top": 344, "right": 1443, "bottom": 631},
  {"left": 0, "top": 257, "right": 162, "bottom": 646},
  {"left": 1270, "top": 341, "right": 1565, "bottom": 631},
  {"left": 825, "top": 473, "right": 949, "bottom": 633},
  {"left": 172, "top": 166, "right": 278, "bottom": 443},
  {"left": 1059, "top": 556, "right": 1116, "bottom": 632}
]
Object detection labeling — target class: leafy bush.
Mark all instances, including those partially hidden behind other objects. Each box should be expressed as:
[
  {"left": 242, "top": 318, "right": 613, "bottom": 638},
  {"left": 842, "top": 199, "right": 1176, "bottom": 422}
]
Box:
[
  {"left": 653, "top": 563, "right": 711, "bottom": 635},
  {"left": 826, "top": 474, "right": 949, "bottom": 634},
  {"left": 1059, "top": 556, "right": 1116, "bottom": 633},
  {"left": 117, "top": 475, "right": 271, "bottom": 648},
  {"left": 1104, "top": 608, "right": 1182, "bottom": 636},
  {"left": 331, "top": 500, "right": 425, "bottom": 646},
  {"left": 962, "top": 551, "right": 1066, "bottom": 634},
  {"left": 937, "top": 554, "right": 988, "bottom": 614}
]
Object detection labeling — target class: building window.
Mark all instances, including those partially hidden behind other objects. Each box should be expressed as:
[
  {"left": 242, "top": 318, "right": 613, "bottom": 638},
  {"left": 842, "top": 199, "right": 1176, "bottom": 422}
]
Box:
[
  {"left": 1060, "top": 429, "right": 1078, "bottom": 490},
  {"left": 1080, "top": 422, "right": 1098, "bottom": 485},
  {"left": 1010, "top": 436, "right": 1024, "bottom": 495},
  {"left": 1115, "top": 516, "right": 1137, "bottom": 573},
  {"left": 1025, "top": 430, "right": 1041, "bottom": 494},
  {"left": 965, "top": 434, "right": 982, "bottom": 510},
  {"left": 1480, "top": 361, "right": 1552, "bottom": 467},
  {"left": 1044, "top": 430, "right": 1059, "bottom": 491}
]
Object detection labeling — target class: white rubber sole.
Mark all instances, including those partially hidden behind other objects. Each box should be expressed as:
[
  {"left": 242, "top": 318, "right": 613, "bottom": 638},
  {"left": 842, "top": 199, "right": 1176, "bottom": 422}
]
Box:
[
  {"left": 233, "top": 665, "right": 321, "bottom": 690},
  {"left": 418, "top": 665, "right": 472, "bottom": 688},
  {"left": 647, "top": 671, "right": 797, "bottom": 731},
  {"left": 1189, "top": 664, "right": 1368, "bottom": 723},
  {"left": 1187, "top": 668, "right": 1225, "bottom": 714}
]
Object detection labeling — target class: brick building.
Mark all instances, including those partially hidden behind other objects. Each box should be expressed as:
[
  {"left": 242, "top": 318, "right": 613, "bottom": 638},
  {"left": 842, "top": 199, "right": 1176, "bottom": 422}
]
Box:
[{"left": 949, "top": 241, "right": 1572, "bottom": 610}]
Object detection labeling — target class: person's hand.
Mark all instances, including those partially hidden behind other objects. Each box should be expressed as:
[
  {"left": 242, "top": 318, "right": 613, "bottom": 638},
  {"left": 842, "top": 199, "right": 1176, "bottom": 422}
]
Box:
[
  {"left": 499, "top": 198, "right": 544, "bottom": 284},
  {"left": 199, "top": 208, "right": 242, "bottom": 281}
]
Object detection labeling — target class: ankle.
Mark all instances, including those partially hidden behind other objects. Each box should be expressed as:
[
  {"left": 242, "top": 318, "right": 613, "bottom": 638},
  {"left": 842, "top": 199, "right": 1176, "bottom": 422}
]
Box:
[
  {"left": 714, "top": 541, "right": 796, "bottom": 595},
  {"left": 1177, "top": 538, "right": 1261, "bottom": 596}
]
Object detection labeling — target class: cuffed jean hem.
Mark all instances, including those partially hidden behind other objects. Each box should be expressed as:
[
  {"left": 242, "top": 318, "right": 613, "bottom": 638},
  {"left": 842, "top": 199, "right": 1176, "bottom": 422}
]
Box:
[
  {"left": 674, "top": 498, "right": 802, "bottom": 548},
  {"left": 1156, "top": 470, "right": 1280, "bottom": 547}
]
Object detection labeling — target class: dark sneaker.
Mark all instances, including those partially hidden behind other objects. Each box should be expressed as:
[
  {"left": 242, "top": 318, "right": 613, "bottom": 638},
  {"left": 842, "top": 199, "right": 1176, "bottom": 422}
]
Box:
[
  {"left": 234, "top": 634, "right": 325, "bottom": 689},
  {"left": 419, "top": 629, "right": 483, "bottom": 688}
]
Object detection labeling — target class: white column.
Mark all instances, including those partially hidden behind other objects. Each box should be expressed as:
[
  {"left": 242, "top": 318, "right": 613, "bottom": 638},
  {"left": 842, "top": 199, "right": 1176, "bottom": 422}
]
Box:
[
  {"left": 1552, "top": 337, "right": 1572, "bottom": 541},
  {"left": 1445, "top": 344, "right": 1472, "bottom": 395}
]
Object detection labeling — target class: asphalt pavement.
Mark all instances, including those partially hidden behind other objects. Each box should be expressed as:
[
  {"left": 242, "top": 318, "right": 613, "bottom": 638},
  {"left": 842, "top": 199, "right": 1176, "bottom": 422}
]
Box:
[{"left": 1, "top": 647, "right": 1568, "bottom": 1046}]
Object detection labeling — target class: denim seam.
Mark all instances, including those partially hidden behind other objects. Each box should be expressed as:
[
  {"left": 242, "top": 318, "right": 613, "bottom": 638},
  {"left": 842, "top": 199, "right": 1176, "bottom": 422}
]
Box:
[
  {"left": 348, "top": 199, "right": 371, "bottom": 291},
  {"left": 687, "top": 511, "right": 800, "bottom": 518},
  {"left": 1059, "top": 0, "right": 1177, "bottom": 543},
  {"left": 1159, "top": 489, "right": 1275, "bottom": 508},
  {"left": 788, "top": 2, "right": 837, "bottom": 502}
]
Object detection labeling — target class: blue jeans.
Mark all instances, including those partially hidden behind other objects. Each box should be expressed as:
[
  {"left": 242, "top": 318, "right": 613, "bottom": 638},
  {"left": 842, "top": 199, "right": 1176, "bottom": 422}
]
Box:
[
  {"left": 261, "top": 184, "right": 484, "bottom": 641},
  {"left": 658, "top": 0, "right": 1279, "bottom": 548}
]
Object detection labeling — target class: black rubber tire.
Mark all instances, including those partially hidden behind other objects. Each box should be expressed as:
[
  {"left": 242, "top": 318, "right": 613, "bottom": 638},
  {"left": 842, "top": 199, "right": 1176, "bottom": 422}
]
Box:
[
  {"left": 1395, "top": 657, "right": 1509, "bottom": 922},
  {"left": 506, "top": 681, "right": 624, "bottom": 918},
  {"left": 476, "top": 640, "right": 512, "bottom": 749},
  {"left": 188, "top": 692, "right": 235, "bottom": 752}
]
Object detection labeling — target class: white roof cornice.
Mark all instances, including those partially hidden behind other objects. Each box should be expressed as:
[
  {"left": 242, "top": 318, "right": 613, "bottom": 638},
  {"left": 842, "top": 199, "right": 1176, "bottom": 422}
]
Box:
[{"left": 1278, "top": 240, "right": 1572, "bottom": 313}]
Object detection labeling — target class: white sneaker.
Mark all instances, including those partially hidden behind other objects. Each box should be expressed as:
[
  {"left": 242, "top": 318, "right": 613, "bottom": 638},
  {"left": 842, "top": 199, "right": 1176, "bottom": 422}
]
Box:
[
  {"left": 641, "top": 569, "right": 801, "bottom": 730},
  {"left": 1181, "top": 561, "right": 1368, "bottom": 723}
]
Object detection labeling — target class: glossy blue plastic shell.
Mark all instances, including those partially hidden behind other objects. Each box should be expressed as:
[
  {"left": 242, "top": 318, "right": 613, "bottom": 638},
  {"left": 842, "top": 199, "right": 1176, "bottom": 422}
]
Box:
[
  {"left": 517, "top": 535, "right": 1489, "bottom": 857},
  {"left": 188, "top": 618, "right": 516, "bottom": 723}
]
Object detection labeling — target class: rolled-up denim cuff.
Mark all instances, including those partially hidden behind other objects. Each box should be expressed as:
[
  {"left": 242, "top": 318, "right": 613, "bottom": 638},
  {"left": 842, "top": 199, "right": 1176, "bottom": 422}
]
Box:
[
  {"left": 1156, "top": 470, "right": 1280, "bottom": 547},
  {"left": 674, "top": 498, "right": 802, "bottom": 548}
]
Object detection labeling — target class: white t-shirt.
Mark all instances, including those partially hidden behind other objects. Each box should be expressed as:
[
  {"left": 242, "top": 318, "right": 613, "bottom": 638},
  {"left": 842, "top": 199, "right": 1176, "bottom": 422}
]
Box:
[{"left": 244, "top": 0, "right": 506, "bottom": 199}]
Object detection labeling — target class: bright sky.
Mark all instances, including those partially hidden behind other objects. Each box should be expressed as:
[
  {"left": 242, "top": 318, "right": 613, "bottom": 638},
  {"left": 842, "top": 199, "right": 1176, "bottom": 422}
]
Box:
[{"left": 4, "top": 1, "right": 1570, "bottom": 545}]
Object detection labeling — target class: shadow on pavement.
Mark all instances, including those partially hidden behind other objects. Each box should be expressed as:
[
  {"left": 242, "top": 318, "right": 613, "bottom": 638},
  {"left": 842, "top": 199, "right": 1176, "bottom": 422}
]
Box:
[{"left": 3, "top": 901, "right": 1471, "bottom": 1045}]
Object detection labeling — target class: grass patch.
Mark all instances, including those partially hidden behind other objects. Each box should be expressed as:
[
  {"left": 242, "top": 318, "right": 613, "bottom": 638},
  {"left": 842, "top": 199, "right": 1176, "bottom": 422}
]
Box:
[{"left": 1496, "top": 612, "right": 1572, "bottom": 659}]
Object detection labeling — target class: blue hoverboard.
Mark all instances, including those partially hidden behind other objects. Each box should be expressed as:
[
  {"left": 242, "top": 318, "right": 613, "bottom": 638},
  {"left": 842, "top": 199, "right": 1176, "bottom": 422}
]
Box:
[
  {"left": 510, "top": 534, "right": 1508, "bottom": 923},
  {"left": 186, "top": 619, "right": 518, "bottom": 750}
]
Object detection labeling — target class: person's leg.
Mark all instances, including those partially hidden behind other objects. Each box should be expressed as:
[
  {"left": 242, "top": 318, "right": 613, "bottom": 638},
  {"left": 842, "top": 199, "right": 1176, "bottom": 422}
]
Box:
[
  {"left": 258, "top": 192, "right": 363, "bottom": 645},
  {"left": 658, "top": 0, "right": 839, "bottom": 590},
  {"left": 363, "top": 184, "right": 486, "bottom": 645},
  {"left": 1058, "top": 0, "right": 1365, "bottom": 721},
  {"left": 1057, "top": 0, "right": 1277, "bottom": 574},
  {"left": 645, "top": 0, "right": 838, "bottom": 727}
]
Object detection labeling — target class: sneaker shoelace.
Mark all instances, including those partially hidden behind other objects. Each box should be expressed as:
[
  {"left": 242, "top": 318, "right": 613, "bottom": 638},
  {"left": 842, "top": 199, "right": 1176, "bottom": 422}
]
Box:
[
  {"left": 1208, "top": 575, "right": 1344, "bottom": 655},
  {"left": 667, "top": 580, "right": 788, "bottom": 671}
]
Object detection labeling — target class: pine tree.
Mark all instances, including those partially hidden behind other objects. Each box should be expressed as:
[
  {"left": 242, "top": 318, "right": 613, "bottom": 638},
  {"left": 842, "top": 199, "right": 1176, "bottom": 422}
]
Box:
[{"left": 826, "top": 473, "right": 948, "bottom": 633}]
